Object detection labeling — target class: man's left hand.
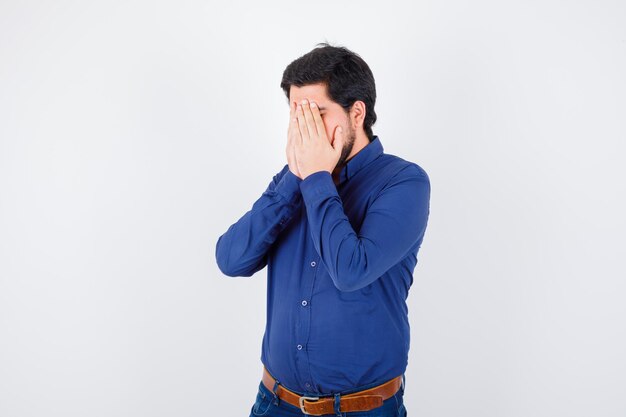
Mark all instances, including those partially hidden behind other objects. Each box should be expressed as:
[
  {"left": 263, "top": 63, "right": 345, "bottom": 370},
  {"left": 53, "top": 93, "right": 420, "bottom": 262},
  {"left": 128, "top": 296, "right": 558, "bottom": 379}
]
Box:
[{"left": 293, "top": 98, "right": 344, "bottom": 180}]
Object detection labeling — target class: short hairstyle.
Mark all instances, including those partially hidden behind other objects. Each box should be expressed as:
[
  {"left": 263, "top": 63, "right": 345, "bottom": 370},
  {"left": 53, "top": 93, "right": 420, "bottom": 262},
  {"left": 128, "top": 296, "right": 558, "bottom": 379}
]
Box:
[{"left": 280, "top": 42, "right": 378, "bottom": 142}]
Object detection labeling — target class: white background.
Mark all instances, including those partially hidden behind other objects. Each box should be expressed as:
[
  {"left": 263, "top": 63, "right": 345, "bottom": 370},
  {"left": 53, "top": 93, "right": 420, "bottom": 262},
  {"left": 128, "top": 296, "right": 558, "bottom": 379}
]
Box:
[{"left": 1, "top": 1, "right": 625, "bottom": 416}]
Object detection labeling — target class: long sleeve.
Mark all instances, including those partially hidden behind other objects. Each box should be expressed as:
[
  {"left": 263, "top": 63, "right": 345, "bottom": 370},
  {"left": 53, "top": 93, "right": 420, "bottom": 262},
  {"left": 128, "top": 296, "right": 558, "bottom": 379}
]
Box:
[
  {"left": 299, "top": 165, "right": 430, "bottom": 292},
  {"left": 215, "top": 164, "right": 303, "bottom": 277}
]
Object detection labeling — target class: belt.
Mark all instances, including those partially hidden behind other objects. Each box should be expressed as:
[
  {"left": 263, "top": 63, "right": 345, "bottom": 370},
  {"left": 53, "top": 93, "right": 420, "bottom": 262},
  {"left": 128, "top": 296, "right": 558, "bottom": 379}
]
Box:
[{"left": 262, "top": 367, "right": 403, "bottom": 416}]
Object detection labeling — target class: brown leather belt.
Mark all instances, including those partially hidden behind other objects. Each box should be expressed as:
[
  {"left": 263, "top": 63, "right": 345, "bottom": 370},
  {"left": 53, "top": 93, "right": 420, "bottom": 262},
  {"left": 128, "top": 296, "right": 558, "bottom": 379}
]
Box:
[{"left": 262, "top": 367, "right": 403, "bottom": 416}]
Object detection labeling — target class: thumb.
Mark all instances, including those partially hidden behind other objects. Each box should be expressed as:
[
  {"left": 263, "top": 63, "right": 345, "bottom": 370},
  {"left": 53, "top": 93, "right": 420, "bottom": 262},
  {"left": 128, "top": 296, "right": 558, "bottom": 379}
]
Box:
[{"left": 332, "top": 126, "right": 344, "bottom": 152}]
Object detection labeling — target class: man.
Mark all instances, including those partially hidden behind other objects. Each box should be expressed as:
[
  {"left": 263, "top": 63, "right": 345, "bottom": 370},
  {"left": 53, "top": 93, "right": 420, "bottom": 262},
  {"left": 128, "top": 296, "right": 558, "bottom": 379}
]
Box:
[{"left": 215, "top": 42, "right": 430, "bottom": 417}]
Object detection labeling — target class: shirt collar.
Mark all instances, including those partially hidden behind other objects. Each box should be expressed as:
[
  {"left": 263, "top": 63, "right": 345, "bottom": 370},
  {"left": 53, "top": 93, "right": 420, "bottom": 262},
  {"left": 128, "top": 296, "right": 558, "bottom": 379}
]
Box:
[{"left": 337, "top": 135, "right": 384, "bottom": 185}]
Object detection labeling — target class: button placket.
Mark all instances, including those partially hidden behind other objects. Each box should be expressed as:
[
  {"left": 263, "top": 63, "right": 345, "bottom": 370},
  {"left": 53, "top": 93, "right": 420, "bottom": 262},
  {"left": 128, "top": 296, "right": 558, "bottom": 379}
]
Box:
[{"left": 295, "top": 255, "right": 320, "bottom": 393}]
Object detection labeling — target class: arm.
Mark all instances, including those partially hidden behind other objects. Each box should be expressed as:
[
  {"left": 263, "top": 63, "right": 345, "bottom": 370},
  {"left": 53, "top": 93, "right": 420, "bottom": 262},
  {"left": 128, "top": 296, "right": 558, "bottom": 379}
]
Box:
[
  {"left": 299, "top": 165, "right": 430, "bottom": 291},
  {"left": 215, "top": 164, "right": 302, "bottom": 277}
]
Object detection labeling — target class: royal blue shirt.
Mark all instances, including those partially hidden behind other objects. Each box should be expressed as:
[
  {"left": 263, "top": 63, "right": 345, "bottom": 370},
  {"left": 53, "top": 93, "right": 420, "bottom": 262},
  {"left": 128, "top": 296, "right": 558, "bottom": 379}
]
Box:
[{"left": 215, "top": 135, "right": 430, "bottom": 396}]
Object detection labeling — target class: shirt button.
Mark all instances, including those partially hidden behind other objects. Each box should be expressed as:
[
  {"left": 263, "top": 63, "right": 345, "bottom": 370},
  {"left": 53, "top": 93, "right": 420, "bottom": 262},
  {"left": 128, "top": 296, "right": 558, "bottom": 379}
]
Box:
[
  {"left": 297, "top": 344, "right": 303, "bottom": 350},
  {"left": 310, "top": 261, "right": 316, "bottom": 267},
  {"left": 301, "top": 300, "right": 308, "bottom": 306},
  {"left": 305, "top": 382, "right": 311, "bottom": 388}
]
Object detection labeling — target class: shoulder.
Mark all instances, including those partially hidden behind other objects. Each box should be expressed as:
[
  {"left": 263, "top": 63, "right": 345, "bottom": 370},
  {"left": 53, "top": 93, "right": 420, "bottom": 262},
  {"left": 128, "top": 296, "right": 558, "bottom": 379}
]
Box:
[{"left": 376, "top": 154, "right": 430, "bottom": 185}]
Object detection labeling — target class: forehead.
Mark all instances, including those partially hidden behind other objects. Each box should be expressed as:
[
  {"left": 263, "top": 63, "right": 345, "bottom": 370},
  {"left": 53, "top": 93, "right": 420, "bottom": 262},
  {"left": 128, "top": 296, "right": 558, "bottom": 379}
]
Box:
[{"left": 289, "top": 82, "right": 331, "bottom": 104}]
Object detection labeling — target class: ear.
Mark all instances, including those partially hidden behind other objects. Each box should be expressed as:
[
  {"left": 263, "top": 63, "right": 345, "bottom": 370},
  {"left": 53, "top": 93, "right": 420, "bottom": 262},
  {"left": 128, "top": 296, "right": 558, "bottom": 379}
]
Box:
[{"left": 351, "top": 101, "right": 366, "bottom": 127}]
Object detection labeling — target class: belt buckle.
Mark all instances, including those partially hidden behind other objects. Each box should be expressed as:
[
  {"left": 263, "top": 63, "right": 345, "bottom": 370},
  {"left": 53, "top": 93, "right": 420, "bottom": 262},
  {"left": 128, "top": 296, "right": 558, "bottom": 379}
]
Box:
[{"left": 299, "top": 395, "right": 322, "bottom": 415}]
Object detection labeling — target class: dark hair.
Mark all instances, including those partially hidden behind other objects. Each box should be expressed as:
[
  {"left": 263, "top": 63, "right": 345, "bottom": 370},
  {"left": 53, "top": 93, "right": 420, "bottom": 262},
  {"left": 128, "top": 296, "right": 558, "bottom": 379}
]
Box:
[{"left": 280, "top": 42, "right": 377, "bottom": 142}]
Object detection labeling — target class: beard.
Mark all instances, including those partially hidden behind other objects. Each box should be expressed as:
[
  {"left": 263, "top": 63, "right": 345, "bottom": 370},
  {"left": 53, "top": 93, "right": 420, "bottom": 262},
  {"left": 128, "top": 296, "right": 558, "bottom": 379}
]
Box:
[{"left": 334, "top": 122, "right": 356, "bottom": 171}]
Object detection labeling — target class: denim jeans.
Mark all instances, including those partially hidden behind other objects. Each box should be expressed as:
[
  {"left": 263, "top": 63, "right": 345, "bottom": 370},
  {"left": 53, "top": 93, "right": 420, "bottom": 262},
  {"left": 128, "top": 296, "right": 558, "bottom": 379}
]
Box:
[{"left": 249, "top": 375, "right": 407, "bottom": 417}]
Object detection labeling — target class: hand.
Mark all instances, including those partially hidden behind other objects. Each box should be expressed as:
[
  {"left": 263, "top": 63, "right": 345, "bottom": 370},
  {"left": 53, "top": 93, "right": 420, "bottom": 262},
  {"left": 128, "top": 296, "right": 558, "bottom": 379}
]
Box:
[
  {"left": 286, "top": 100, "right": 302, "bottom": 179},
  {"left": 293, "top": 98, "right": 345, "bottom": 180}
]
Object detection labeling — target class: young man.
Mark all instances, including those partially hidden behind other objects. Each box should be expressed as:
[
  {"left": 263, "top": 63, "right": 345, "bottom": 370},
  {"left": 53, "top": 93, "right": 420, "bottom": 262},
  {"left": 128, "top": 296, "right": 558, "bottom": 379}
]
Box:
[{"left": 216, "top": 42, "right": 430, "bottom": 417}]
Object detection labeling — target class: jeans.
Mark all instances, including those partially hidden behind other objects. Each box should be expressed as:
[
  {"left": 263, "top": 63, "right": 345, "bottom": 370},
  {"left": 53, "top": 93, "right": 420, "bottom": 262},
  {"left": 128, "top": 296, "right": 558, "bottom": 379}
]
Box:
[{"left": 249, "top": 375, "right": 407, "bottom": 417}]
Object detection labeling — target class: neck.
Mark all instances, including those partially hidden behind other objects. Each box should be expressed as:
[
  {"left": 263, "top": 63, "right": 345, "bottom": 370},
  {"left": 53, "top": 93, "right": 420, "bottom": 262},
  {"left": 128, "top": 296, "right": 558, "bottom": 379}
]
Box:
[
  {"left": 347, "top": 130, "right": 371, "bottom": 161},
  {"left": 332, "top": 130, "right": 370, "bottom": 184}
]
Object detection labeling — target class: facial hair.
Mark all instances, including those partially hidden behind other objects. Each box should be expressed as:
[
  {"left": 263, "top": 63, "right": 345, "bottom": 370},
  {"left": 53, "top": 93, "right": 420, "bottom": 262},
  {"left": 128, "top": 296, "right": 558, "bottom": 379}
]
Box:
[{"left": 334, "top": 123, "right": 356, "bottom": 171}]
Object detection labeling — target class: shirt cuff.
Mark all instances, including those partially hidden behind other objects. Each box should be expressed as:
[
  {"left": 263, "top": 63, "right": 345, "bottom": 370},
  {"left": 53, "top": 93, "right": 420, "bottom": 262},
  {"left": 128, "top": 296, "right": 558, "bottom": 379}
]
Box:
[
  {"left": 274, "top": 168, "right": 303, "bottom": 205},
  {"left": 299, "top": 170, "right": 339, "bottom": 203}
]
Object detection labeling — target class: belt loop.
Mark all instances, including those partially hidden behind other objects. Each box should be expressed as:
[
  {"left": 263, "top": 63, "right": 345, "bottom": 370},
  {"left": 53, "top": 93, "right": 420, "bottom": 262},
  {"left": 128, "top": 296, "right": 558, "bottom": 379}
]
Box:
[
  {"left": 271, "top": 379, "right": 281, "bottom": 406},
  {"left": 333, "top": 392, "right": 342, "bottom": 416}
]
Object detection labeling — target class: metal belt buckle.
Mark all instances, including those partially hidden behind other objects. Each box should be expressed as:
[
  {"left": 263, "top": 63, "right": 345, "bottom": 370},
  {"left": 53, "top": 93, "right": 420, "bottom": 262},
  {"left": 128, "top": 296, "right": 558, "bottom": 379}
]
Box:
[{"left": 299, "top": 395, "right": 322, "bottom": 415}]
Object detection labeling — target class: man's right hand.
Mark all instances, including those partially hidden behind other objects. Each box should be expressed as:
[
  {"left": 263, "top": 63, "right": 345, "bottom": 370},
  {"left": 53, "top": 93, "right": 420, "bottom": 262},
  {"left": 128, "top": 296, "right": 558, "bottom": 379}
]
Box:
[{"left": 286, "top": 100, "right": 302, "bottom": 180}]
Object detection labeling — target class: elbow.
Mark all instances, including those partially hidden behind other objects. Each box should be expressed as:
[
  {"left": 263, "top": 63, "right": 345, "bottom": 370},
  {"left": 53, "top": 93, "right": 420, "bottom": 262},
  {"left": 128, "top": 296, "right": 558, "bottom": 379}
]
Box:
[
  {"left": 216, "top": 257, "right": 239, "bottom": 277},
  {"left": 215, "top": 242, "right": 234, "bottom": 276},
  {"left": 331, "top": 271, "right": 369, "bottom": 292},
  {"left": 219, "top": 265, "right": 253, "bottom": 277},
  {"left": 215, "top": 235, "right": 263, "bottom": 277},
  {"left": 331, "top": 256, "right": 384, "bottom": 292},
  {"left": 215, "top": 252, "right": 255, "bottom": 277},
  {"left": 334, "top": 280, "right": 358, "bottom": 292},
  {"left": 215, "top": 235, "right": 239, "bottom": 277}
]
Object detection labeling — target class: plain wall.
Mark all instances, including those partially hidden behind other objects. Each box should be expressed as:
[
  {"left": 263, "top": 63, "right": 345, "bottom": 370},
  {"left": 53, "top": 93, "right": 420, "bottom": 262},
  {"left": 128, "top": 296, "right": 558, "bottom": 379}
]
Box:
[{"left": 1, "top": 1, "right": 625, "bottom": 416}]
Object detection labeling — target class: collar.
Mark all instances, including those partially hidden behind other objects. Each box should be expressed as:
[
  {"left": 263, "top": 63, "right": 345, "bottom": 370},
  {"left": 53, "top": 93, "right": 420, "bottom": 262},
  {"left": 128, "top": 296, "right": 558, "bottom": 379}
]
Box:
[{"left": 337, "top": 135, "right": 384, "bottom": 185}]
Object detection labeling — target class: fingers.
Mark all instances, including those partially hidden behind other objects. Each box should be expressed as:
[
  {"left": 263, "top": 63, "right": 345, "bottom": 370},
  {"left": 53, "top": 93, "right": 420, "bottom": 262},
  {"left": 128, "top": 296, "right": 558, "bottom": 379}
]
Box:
[
  {"left": 295, "top": 103, "right": 309, "bottom": 142},
  {"left": 299, "top": 99, "right": 318, "bottom": 139},
  {"left": 288, "top": 101, "right": 295, "bottom": 137},
  {"left": 309, "top": 101, "right": 325, "bottom": 138},
  {"left": 287, "top": 101, "right": 300, "bottom": 177},
  {"left": 290, "top": 101, "right": 300, "bottom": 145},
  {"left": 290, "top": 100, "right": 296, "bottom": 122}
]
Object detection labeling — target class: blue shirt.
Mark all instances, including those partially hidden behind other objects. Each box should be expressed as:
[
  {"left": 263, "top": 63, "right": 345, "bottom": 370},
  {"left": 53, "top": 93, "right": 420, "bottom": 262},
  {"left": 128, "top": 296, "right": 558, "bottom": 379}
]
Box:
[{"left": 215, "top": 135, "right": 430, "bottom": 396}]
